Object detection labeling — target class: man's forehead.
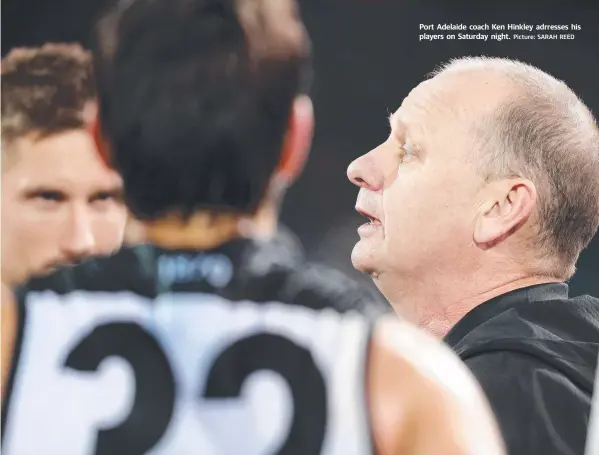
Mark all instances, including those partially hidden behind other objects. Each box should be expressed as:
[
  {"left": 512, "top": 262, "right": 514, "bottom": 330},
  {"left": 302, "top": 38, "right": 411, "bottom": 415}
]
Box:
[
  {"left": 391, "top": 72, "right": 509, "bottom": 133},
  {"left": 389, "top": 79, "right": 453, "bottom": 137},
  {"left": 15, "top": 166, "right": 122, "bottom": 191},
  {"left": 5, "top": 134, "right": 123, "bottom": 191}
]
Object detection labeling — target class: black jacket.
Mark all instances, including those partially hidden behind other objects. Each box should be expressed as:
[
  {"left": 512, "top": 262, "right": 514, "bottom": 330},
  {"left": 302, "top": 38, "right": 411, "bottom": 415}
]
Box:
[{"left": 445, "top": 283, "right": 599, "bottom": 455}]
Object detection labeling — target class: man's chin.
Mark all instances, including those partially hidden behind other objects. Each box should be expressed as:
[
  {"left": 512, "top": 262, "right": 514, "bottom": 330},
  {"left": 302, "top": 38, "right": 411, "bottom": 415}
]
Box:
[
  {"left": 34, "top": 264, "right": 60, "bottom": 278},
  {"left": 36, "top": 259, "right": 73, "bottom": 278},
  {"left": 350, "top": 241, "right": 378, "bottom": 276}
]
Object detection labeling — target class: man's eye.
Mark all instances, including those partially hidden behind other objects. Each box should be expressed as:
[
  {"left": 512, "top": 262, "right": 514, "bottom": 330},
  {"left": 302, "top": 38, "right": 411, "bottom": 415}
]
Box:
[
  {"left": 91, "top": 191, "right": 123, "bottom": 203},
  {"left": 95, "top": 192, "right": 115, "bottom": 201},
  {"left": 400, "top": 142, "right": 417, "bottom": 160},
  {"left": 398, "top": 145, "right": 410, "bottom": 160},
  {"left": 36, "top": 191, "right": 64, "bottom": 202},
  {"left": 405, "top": 141, "right": 417, "bottom": 153}
]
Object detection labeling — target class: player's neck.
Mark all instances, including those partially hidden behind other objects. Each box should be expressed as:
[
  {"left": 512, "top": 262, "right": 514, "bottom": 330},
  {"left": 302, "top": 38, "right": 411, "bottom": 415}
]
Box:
[
  {"left": 141, "top": 203, "right": 278, "bottom": 251},
  {"left": 385, "top": 270, "right": 559, "bottom": 338}
]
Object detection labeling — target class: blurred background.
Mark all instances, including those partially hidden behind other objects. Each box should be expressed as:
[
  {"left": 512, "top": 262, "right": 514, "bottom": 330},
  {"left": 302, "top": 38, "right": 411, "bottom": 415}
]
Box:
[{"left": 4, "top": 0, "right": 597, "bottom": 297}]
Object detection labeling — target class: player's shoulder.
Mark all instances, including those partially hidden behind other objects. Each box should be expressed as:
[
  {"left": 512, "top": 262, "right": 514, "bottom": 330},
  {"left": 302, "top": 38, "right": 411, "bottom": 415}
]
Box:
[
  {"left": 17, "top": 244, "right": 157, "bottom": 297},
  {"left": 370, "top": 316, "right": 486, "bottom": 403},
  {"left": 369, "top": 317, "right": 505, "bottom": 455},
  {"left": 236, "top": 227, "right": 389, "bottom": 317},
  {"left": 282, "top": 261, "right": 389, "bottom": 316}
]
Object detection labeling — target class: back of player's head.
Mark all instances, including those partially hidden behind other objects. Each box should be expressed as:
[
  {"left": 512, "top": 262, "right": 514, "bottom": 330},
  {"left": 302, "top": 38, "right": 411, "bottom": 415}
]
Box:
[{"left": 92, "top": 0, "right": 312, "bottom": 220}]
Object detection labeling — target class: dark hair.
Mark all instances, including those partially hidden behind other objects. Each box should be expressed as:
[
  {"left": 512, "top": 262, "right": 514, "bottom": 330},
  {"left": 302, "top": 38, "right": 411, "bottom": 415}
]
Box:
[
  {"left": 1, "top": 43, "right": 95, "bottom": 145},
  {"left": 93, "top": 0, "right": 312, "bottom": 220}
]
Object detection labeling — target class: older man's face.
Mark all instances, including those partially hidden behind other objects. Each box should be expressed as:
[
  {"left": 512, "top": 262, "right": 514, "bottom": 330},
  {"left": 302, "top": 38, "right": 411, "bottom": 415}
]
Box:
[
  {"left": 347, "top": 75, "right": 490, "bottom": 305},
  {"left": 1, "top": 129, "right": 127, "bottom": 285}
]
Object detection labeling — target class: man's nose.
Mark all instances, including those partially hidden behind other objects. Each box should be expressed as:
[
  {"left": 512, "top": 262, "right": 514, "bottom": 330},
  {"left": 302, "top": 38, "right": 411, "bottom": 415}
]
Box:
[
  {"left": 347, "top": 150, "right": 384, "bottom": 192},
  {"left": 60, "top": 207, "right": 96, "bottom": 261}
]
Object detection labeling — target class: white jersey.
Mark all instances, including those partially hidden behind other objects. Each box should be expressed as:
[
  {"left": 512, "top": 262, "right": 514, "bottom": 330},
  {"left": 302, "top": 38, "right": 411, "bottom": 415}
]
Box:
[
  {"left": 2, "top": 288, "right": 374, "bottom": 455},
  {"left": 586, "top": 354, "right": 599, "bottom": 455}
]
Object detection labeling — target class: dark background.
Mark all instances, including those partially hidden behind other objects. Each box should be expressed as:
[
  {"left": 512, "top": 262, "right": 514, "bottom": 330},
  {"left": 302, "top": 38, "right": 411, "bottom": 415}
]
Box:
[{"left": 3, "top": 0, "right": 598, "bottom": 297}]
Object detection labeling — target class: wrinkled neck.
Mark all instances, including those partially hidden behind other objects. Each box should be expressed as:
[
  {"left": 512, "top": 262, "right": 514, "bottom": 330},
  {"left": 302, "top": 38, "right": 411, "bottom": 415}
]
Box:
[{"left": 384, "top": 272, "right": 559, "bottom": 338}]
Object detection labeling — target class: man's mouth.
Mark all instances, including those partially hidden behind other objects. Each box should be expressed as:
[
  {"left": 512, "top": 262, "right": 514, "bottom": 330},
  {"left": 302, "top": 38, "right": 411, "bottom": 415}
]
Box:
[
  {"left": 356, "top": 207, "right": 382, "bottom": 226},
  {"left": 43, "top": 258, "right": 85, "bottom": 273},
  {"left": 356, "top": 207, "right": 382, "bottom": 238}
]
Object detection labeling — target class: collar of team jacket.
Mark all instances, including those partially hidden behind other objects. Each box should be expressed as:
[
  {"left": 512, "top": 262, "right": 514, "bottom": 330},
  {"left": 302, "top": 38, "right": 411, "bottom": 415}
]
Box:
[{"left": 444, "top": 282, "right": 569, "bottom": 347}]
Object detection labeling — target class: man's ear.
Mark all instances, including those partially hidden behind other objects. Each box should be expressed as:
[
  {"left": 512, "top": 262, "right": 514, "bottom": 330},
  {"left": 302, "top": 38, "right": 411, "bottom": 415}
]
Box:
[
  {"left": 474, "top": 178, "right": 537, "bottom": 248},
  {"left": 276, "top": 95, "right": 314, "bottom": 185},
  {"left": 90, "top": 115, "right": 113, "bottom": 169}
]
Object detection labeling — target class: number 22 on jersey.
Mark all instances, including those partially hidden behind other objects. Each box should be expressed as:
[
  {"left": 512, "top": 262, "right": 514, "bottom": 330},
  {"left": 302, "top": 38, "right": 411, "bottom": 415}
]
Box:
[{"left": 2, "top": 291, "right": 371, "bottom": 455}]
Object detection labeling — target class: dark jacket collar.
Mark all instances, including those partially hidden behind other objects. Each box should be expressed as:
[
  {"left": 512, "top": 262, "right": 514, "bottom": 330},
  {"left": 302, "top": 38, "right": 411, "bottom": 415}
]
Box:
[{"left": 444, "top": 282, "right": 569, "bottom": 347}]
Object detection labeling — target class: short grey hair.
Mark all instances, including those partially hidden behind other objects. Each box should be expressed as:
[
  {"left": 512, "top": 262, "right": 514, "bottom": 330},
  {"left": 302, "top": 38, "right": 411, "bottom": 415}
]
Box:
[{"left": 434, "top": 57, "right": 599, "bottom": 279}]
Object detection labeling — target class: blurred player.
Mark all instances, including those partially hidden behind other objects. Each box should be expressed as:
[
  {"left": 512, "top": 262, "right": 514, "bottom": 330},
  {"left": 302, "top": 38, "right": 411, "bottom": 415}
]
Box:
[
  {"left": 1, "top": 1, "right": 505, "bottom": 454},
  {"left": 1, "top": 44, "right": 128, "bottom": 286}
]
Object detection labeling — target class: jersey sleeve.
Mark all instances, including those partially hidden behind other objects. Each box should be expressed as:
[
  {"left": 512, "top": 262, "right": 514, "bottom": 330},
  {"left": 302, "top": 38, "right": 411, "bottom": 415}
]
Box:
[{"left": 277, "top": 262, "right": 390, "bottom": 318}]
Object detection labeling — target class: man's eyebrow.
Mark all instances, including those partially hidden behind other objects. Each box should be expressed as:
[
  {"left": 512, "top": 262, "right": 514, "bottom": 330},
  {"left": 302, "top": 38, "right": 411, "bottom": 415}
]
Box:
[
  {"left": 22, "top": 185, "right": 66, "bottom": 197},
  {"left": 388, "top": 111, "right": 407, "bottom": 135},
  {"left": 388, "top": 111, "right": 396, "bottom": 130}
]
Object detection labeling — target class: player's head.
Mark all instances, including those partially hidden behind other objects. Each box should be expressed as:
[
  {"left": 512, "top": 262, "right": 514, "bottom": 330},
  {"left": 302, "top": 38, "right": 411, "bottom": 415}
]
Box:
[
  {"left": 1, "top": 44, "right": 128, "bottom": 286},
  {"left": 348, "top": 57, "right": 599, "bottom": 318},
  {"left": 91, "top": 0, "right": 313, "bottom": 223}
]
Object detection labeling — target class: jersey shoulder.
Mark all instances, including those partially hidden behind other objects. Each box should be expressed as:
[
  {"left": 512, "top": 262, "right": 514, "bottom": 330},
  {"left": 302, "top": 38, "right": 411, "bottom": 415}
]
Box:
[
  {"left": 234, "top": 228, "right": 389, "bottom": 317},
  {"left": 282, "top": 262, "right": 389, "bottom": 316},
  {"left": 17, "top": 244, "right": 157, "bottom": 297}
]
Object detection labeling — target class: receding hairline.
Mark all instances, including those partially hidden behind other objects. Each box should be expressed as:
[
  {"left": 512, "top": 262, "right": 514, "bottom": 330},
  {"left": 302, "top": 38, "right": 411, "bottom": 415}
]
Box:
[
  {"left": 430, "top": 56, "right": 595, "bottom": 121},
  {"left": 424, "top": 57, "right": 599, "bottom": 159}
]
